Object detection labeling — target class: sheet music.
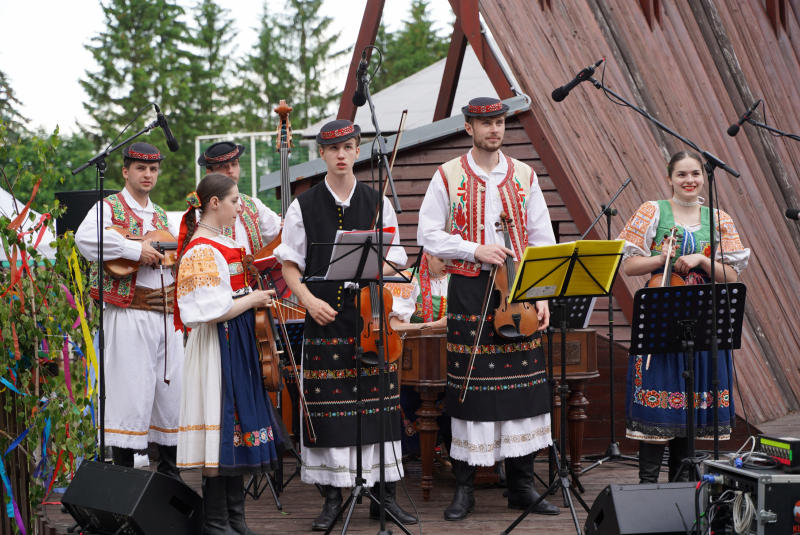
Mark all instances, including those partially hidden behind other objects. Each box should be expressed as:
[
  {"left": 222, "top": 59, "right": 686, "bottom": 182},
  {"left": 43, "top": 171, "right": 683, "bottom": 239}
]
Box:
[{"left": 324, "top": 228, "right": 396, "bottom": 281}]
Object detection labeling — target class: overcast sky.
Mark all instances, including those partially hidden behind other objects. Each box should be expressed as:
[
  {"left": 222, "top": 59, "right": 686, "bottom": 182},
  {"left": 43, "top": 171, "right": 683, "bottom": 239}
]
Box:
[{"left": 0, "top": 0, "right": 453, "bottom": 135}]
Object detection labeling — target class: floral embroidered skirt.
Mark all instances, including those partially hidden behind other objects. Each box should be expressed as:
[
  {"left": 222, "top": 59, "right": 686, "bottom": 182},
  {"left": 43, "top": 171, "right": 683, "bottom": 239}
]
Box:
[
  {"left": 217, "top": 309, "right": 283, "bottom": 475},
  {"left": 445, "top": 273, "right": 549, "bottom": 422},
  {"left": 625, "top": 350, "right": 735, "bottom": 440}
]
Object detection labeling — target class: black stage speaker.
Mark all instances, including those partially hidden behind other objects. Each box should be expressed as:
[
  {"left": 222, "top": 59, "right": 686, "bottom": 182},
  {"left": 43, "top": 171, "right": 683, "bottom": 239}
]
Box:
[
  {"left": 584, "top": 482, "right": 698, "bottom": 535},
  {"left": 62, "top": 461, "right": 203, "bottom": 534},
  {"left": 54, "top": 189, "right": 119, "bottom": 235}
]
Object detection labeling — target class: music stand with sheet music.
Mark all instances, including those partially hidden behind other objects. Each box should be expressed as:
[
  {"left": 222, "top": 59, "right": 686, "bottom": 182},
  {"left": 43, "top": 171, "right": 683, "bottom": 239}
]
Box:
[
  {"left": 628, "top": 283, "right": 746, "bottom": 481},
  {"left": 500, "top": 240, "right": 624, "bottom": 535},
  {"left": 301, "top": 232, "right": 422, "bottom": 535}
]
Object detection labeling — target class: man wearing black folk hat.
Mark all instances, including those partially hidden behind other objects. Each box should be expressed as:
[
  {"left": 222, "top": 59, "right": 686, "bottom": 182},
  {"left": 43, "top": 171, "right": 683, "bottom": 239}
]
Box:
[
  {"left": 274, "top": 120, "right": 416, "bottom": 531},
  {"left": 75, "top": 142, "right": 184, "bottom": 479},
  {"left": 418, "top": 97, "right": 560, "bottom": 520},
  {"left": 197, "top": 141, "right": 281, "bottom": 254}
]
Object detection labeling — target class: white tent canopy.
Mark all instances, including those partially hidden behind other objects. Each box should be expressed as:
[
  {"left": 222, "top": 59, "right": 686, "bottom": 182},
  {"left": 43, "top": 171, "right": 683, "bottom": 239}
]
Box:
[{"left": 0, "top": 187, "right": 57, "bottom": 261}]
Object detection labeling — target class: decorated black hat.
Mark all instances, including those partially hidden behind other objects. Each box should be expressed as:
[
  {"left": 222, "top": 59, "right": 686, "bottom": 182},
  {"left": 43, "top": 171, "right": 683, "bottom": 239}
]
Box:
[
  {"left": 315, "top": 119, "right": 361, "bottom": 145},
  {"left": 197, "top": 141, "right": 246, "bottom": 167},
  {"left": 461, "top": 97, "right": 510, "bottom": 117},
  {"left": 122, "top": 142, "right": 166, "bottom": 162}
]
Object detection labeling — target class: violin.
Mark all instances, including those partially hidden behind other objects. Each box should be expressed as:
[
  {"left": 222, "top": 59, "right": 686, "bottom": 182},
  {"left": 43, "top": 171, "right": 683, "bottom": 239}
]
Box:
[
  {"left": 244, "top": 255, "right": 284, "bottom": 392},
  {"left": 103, "top": 226, "right": 178, "bottom": 278},
  {"left": 356, "top": 282, "right": 403, "bottom": 365},
  {"left": 645, "top": 227, "right": 684, "bottom": 370},
  {"left": 493, "top": 213, "right": 539, "bottom": 339},
  {"left": 255, "top": 100, "right": 293, "bottom": 261}
]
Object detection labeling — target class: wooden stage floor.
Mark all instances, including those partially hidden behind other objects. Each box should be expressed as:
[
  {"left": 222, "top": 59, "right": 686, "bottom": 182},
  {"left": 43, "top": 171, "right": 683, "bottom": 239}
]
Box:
[{"left": 42, "top": 455, "right": 642, "bottom": 535}]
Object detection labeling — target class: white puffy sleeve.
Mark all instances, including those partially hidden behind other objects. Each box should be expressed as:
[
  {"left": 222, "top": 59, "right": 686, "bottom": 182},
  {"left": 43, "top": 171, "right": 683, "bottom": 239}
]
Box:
[
  {"left": 386, "top": 273, "right": 420, "bottom": 322},
  {"left": 177, "top": 243, "right": 233, "bottom": 328},
  {"left": 254, "top": 196, "right": 282, "bottom": 244},
  {"left": 273, "top": 199, "right": 306, "bottom": 270},
  {"left": 618, "top": 201, "right": 661, "bottom": 259},
  {"left": 715, "top": 210, "right": 750, "bottom": 274}
]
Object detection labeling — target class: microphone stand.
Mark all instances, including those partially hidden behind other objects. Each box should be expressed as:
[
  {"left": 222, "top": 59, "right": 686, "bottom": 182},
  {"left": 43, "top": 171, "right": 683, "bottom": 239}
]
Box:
[
  {"left": 581, "top": 75, "right": 740, "bottom": 462},
  {"left": 575, "top": 178, "right": 640, "bottom": 473},
  {"left": 71, "top": 118, "right": 162, "bottom": 462},
  {"left": 742, "top": 118, "right": 800, "bottom": 143}
]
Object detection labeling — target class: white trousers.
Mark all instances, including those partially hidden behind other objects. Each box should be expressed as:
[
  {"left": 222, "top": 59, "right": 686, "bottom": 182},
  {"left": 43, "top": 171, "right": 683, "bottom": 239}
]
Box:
[
  {"left": 450, "top": 415, "right": 553, "bottom": 466},
  {"left": 100, "top": 305, "right": 184, "bottom": 449}
]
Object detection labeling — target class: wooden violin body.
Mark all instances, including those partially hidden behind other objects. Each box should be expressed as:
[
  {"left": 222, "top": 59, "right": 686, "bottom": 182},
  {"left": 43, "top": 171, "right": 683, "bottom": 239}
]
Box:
[
  {"left": 244, "top": 255, "right": 284, "bottom": 393},
  {"left": 356, "top": 284, "right": 403, "bottom": 364},
  {"left": 493, "top": 214, "right": 538, "bottom": 339},
  {"left": 103, "top": 226, "right": 178, "bottom": 278},
  {"left": 647, "top": 227, "right": 685, "bottom": 288}
]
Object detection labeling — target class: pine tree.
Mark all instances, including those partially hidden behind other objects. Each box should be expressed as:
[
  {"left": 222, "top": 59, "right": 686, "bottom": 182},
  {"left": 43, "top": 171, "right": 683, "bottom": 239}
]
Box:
[
  {"left": 0, "top": 70, "right": 30, "bottom": 135},
  {"left": 370, "top": 0, "right": 450, "bottom": 93}
]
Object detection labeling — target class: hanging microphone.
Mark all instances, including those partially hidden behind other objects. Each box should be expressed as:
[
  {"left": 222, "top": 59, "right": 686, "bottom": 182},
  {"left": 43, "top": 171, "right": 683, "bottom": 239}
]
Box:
[
  {"left": 352, "top": 50, "right": 369, "bottom": 107},
  {"left": 551, "top": 58, "right": 605, "bottom": 102},
  {"left": 786, "top": 208, "right": 800, "bottom": 220},
  {"left": 154, "top": 104, "right": 180, "bottom": 152},
  {"left": 727, "top": 100, "right": 761, "bottom": 137}
]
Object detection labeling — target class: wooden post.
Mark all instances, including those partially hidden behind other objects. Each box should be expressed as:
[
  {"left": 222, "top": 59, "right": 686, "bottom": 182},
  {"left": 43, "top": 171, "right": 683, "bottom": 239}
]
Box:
[
  {"left": 336, "top": 0, "right": 386, "bottom": 122},
  {"left": 433, "top": 21, "right": 468, "bottom": 122}
]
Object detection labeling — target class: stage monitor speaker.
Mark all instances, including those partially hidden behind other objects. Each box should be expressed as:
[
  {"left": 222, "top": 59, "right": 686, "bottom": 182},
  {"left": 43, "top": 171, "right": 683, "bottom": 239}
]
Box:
[
  {"left": 62, "top": 460, "right": 203, "bottom": 534},
  {"left": 584, "top": 482, "right": 697, "bottom": 535},
  {"left": 54, "top": 189, "right": 119, "bottom": 236}
]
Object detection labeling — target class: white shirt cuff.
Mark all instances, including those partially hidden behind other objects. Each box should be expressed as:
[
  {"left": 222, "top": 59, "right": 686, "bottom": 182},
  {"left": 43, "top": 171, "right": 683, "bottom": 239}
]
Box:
[
  {"left": 458, "top": 240, "right": 480, "bottom": 263},
  {"left": 274, "top": 244, "right": 307, "bottom": 273},
  {"left": 122, "top": 240, "right": 143, "bottom": 261}
]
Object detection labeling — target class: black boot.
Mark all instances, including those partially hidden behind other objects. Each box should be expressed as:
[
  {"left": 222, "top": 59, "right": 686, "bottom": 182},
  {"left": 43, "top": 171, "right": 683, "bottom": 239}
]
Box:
[
  {"left": 369, "top": 481, "right": 418, "bottom": 524},
  {"left": 156, "top": 444, "right": 183, "bottom": 482},
  {"left": 668, "top": 437, "right": 690, "bottom": 482},
  {"left": 638, "top": 441, "right": 666, "bottom": 484},
  {"left": 311, "top": 485, "right": 342, "bottom": 531},
  {"left": 226, "top": 475, "right": 256, "bottom": 535},
  {"left": 111, "top": 447, "right": 135, "bottom": 468},
  {"left": 202, "top": 476, "right": 236, "bottom": 535},
  {"left": 444, "top": 459, "right": 477, "bottom": 521},
  {"left": 506, "top": 453, "right": 559, "bottom": 515}
]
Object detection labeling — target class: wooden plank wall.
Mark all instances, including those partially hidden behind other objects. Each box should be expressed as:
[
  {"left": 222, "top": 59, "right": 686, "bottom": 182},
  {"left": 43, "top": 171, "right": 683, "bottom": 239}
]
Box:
[
  {"left": 479, "top": 0, "right": 800, "bottom": 423},
  {"left": 0, "top": 390, "right": 32, "bottom": 535}
]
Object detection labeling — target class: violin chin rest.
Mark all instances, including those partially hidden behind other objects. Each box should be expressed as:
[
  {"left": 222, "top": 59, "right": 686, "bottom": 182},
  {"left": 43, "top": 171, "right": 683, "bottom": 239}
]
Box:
[
  {"left": 360, "top": 352, "right": 379, "bottom": 366},
  {"left": 496, "top": 325, "right": 528, "bottom": 340}
]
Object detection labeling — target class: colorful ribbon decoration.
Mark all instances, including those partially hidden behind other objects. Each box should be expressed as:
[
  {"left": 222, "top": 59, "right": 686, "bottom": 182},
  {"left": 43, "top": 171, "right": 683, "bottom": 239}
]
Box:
[{"left": 68, "top": 248, "right": 98, "bottom": 395}]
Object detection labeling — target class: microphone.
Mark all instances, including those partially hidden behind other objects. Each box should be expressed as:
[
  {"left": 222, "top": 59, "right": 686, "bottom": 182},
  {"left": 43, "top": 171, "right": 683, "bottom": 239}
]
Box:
[
  {"left": 786, "top": 208, "right": 800, "bottom": 220},
  {"left": 352, "top": 51, "right": 369, "bottom": 107},
  {"left": 551, "top": 58, "right": 605, "bottom": 102},
  {"left": 727, "top": 100, "right": 760, "bottom": 137},
  {"left": 154, "top": 104, "right": 180, "bottom": 152}
]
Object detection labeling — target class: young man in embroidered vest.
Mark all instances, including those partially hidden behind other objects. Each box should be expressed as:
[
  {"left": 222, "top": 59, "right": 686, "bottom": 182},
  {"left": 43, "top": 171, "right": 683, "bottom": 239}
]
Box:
[
  {"left": 418, "top": 97, "right": 560, "bottom": 520},
  {"left": 198, "top": 141, "right": 281, "bottom": 254},
  {"left": 274, "top": 120, "right": 416, "bottom": 531},
  {"left": 75, "top": 142, "right": 184, "bottom": 479}
]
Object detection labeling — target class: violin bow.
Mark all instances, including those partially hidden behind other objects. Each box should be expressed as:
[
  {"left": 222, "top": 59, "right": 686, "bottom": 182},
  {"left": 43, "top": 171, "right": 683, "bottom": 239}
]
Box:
[
  {"left": 458, "top": 265, "right": 498, "bottom": 403},
  {"left": 646, "top": 227, "right": 678, "bottom": 370},
  {"left": 159, "top": 254, "right": 170, "bottom": 385}
]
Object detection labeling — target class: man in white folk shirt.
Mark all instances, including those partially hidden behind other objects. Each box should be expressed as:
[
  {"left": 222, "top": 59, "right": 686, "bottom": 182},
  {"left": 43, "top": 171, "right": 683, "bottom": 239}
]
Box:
[
  {"left": 274, "top": 120, "right": 417, "bottom": 531},
  {"left": 197, "top": 141, "right": 281, "bottom": 254},
  {"left": 417, "top": 97, "right": 560, "bottom": 520},
  {"left": 75, "top": 142, "right": 184, "bottom": 479}
]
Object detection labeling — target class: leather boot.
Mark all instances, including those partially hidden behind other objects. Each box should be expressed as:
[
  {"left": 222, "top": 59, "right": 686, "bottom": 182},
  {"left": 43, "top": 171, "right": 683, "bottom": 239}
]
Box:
[
  {"left": 369, "top": 481, "right": 418, "bottom": 524},
  {"left": 668, "top": 437, "right": 690, "bottom": 482},
  {"left": 638, "top": 441, "right": 666, "bottom": 484},
  {"left": 226, "top": 475, "right": 256, "bottom": 535},
  {"left": 156, "top": 444, "right": 183, "bottom": 482},
  {"left": 202, "top": 476, "right": 236, "bottom": 535},
  {"left": 506, "top": 453, "right": 559, "bottom": 515},
  {"left": 111, "top": 447, "right": 135, "bottom": 468},
  {"left": 311, "top": 485, "right": 342, "bottom": 531},
  {"left": 444, "top": 459, "right": 477, "bottom": 521}
]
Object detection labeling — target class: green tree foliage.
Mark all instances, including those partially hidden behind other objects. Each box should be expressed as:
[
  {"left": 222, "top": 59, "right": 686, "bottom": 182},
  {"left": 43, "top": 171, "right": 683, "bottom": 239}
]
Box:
[
  {"left": 0, "top": 70, "right": 30, "bottom": 135},
  {"left": 370, "top": 0, "right": 450, "bottom": 93}
]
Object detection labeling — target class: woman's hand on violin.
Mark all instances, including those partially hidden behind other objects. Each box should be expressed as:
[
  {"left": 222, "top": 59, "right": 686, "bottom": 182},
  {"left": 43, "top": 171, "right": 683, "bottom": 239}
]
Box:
[
  {"left": 535, "top": 300, "right": 550, "bottom": 332},
  {"left": 139, "top": 238, "right": 165, "bottom": 266},
  {"left": 659, "top": 237, "right": 678, "bottom": 264},
  {"left": 307, "top": 296, "right": 337, "bottom": 326},
  {"left": 249, "top": 289, "right": 275, "bottom": 308},
  {"left": 475, "top": 244, "right": 514, "bottom": 265},
  {"left": 672, "top": 253, "right": 706, "bottom": 274}
]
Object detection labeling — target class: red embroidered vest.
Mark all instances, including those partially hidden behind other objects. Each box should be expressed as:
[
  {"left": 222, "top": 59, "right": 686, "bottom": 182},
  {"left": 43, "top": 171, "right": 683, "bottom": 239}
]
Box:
[
  {"left": 439, "top": 154, "right": 531, "bottom": 277},
  {"left": 89, "top": 193, "right": 170, "bottom": 307},
  {"left": 222, "top": 194, "right": 265, "bottom": 253}
]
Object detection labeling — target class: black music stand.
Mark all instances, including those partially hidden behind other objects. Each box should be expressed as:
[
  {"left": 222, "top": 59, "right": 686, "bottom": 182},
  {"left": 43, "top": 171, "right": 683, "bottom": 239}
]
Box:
[
  {"left": 501, "top": 242, "right": 623, "bottom": 535},
  {"left": 629, "top": 283, "right": 746, "bottom": 480},
  {"left": 302, "top": 236, "right": 421, "bottom": 535}
]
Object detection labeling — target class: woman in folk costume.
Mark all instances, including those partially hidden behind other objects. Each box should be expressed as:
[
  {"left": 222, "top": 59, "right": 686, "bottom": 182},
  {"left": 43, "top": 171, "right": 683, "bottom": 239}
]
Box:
[
  {"left": 174, "top": 173, "right": 283, "bottom": 535},
  {"left": 618, "top": 151, "right": 750, "bottom": 483},
  {"left": 387, "top": 253, "right": 450, "bottom": 457}
]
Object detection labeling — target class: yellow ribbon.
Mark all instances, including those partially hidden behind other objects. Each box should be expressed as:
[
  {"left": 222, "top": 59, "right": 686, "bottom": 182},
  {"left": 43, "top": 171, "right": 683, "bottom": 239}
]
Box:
[{"left": 68, "top": 248, "right": 98, "bottom": 395}]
